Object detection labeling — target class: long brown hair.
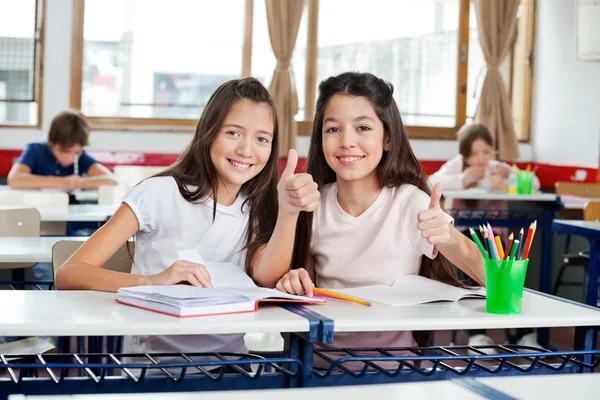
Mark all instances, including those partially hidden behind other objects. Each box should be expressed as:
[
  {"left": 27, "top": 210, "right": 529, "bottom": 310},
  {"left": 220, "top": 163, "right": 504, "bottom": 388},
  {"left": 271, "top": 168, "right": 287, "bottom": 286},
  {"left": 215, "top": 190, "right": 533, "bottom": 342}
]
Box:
[
  {"left": 291, "top": 72, "right": 465, "bottom": 288},
  {"left": 458, "top": 123, "right": 493, "bottom": 171},
  {"left": 155, "top": 77, "right": 279, "bottom": 275}
]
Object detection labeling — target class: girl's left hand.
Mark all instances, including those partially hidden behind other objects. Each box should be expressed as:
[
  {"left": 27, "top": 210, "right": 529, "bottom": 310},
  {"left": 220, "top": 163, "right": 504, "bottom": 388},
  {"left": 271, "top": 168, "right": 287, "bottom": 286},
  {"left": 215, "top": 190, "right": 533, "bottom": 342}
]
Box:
[
  {"left": 278, "top": 149, "right": 320, "bottom": 214},
  {"left": 417, "top": 183, "right": 454, "bottom": 247}
]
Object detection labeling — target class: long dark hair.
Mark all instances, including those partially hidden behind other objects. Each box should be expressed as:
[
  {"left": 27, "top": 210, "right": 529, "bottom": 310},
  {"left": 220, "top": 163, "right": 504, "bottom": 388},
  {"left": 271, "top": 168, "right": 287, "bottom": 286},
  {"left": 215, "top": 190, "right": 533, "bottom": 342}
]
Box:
[
  {"left": 291, "top": 72, "right": 465, "bottom": 289},
  {"left": 155, "top": 77, "right": 279, "bottom": 275}
]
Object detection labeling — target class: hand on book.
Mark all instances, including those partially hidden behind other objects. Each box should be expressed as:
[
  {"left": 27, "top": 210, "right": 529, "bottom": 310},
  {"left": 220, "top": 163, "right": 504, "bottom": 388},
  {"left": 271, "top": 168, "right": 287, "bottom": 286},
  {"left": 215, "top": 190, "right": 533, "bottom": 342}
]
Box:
[
  {"left": 417, "top": 183, "right": 454, "bottom": 246},
  {"left": 278, "top": 149, "right": 320, "bottom": 214},
  {"left": 146, "top": 260, "right": 213, "bottom": 288},
  {"left": 275, "top": 268, "right": 314, "bottom": 297}
]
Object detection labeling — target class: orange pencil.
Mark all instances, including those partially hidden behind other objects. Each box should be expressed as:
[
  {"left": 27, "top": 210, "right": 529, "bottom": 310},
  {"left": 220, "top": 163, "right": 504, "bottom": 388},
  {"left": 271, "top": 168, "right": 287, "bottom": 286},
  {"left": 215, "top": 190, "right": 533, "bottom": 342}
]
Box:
[
  {"left": 485, "top": 173, "right": 508, "bottom": 191},
  {"left": 521, "top": 221, "right": 537, "bottom": 260},
  {"left": 313, "top": 287, "right": 372, "bottom": 306},
  {"left": 494, "top": 236, "right": 505, "bottom": 260},
  {"left": 503, "top": 232, "right": 514, "bottom": 261},
  {"left": 526, "top": 164, "right": 532, "bottom": 172}
]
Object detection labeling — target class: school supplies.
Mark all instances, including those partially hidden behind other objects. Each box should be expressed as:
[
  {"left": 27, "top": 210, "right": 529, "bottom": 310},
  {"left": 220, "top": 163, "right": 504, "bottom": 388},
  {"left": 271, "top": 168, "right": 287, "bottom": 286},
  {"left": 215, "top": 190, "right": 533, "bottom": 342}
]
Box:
[
  {"left": 516, "top": 228, "right": 524, "bottom": 259},
  {"left": 503, "top": 233, "right": 514, "bottom": 261},
  {"left": 487, "top": 223, "right": 500, "bottom": 259},
  {"left": 116, "top": 261, "right": 325, "bottom": 317},
  {"left": 325, "top": 275, "right": 485, "bottom": 307},
  {"left": 494, "top": 236, "right": 505, "bottom": 260},
  {"left": 73, "top": 153, "right": 79, "bottom": 176},
  {"left": 313, "top": 287, "right": 371, "bottom": 306},
  {"left": 521, "top": 221, "right": 537, "bottom": 260},
  {"left": 469, "top": 227, "right": 488, "bottom": 259},
  {"left": 485, "top": 173, "right": 508, "bottom": 192}
]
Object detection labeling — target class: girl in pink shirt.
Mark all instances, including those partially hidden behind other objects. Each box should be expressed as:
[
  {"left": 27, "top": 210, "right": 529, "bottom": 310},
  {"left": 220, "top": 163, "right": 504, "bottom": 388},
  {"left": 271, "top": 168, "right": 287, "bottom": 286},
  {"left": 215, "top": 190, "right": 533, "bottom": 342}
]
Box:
[{"left": 274, "top": 72, "right": 485, "bottom": 361}]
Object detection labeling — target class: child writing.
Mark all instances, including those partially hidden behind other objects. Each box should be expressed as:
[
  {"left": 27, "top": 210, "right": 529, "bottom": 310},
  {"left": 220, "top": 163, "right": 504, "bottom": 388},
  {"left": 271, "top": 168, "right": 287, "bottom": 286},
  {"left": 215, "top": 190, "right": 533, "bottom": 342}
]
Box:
[
  {"left": 8, "top": 110, "right": 117, "bottom": 191},
  {"left": 429, "top": 123, "right": 540, "bottom": 351},
  {"left": 273, "top": 72, "right": 484, "bottom": 359},
  {"left": 55, "top": 78, "right": 320, "bottom": 358}
]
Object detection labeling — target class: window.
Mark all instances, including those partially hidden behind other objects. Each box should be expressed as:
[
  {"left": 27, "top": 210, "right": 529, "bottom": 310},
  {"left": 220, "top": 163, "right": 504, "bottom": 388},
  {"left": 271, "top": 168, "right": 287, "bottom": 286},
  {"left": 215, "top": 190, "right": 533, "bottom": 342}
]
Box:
[
  {"left": 75, "top": 0, "right": 245, "bottom": 123},
  {"left": 0, "top": 0, "right": 44, "bottom": 126},
  {"left": 305, "top": 0, "right": 534, "bottom": 141},
  {"left": 70, "top": 0, "right": 534, "bottom": 141},
  {"left": 317, "top": 0, "right": 460, "bottom": 128}
]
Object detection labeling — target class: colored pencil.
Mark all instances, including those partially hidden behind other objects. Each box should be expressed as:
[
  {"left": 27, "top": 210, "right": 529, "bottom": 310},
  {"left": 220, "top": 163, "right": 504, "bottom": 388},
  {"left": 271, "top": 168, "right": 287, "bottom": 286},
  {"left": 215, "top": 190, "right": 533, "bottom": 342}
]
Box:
[
  {"left": 503, "top": 233, "right": 514, "bottom": 261},
  {"left": 515, "top": 228, "right": 524, "bottom": 260},
  {"left": 469, "top": 227, "right": 489, "bottom": 259},
  {"left": 313, "top": 287, "right": 371, "bottom": 306},
  {"left": 479, "top": 225, "right": 489, "bottom": 256},
  {"left": 509, "top": 239, "right": 520, "bottom": 260},
  {"left": 487, "top": 223, "right": 500, "bottom": 260},
  {"left": 495, "top": 236, "right": 505, "bottom": 260},
  {"left": 485, "top": 173, "right": 508, "bottom": 191},
  {"left": 521, "top": 221, "right": 537, "bottom": 260}
]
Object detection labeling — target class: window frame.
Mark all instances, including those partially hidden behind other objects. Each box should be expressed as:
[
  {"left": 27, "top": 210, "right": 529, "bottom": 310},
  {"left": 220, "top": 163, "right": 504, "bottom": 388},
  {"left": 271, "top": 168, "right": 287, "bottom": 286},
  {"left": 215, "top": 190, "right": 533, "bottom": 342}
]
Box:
[
  {"left": 69, "top": 0, "right": 534, "bottom": 142},
  {"left": 0, "top": 0, "right": 46, "bottom": 129}
]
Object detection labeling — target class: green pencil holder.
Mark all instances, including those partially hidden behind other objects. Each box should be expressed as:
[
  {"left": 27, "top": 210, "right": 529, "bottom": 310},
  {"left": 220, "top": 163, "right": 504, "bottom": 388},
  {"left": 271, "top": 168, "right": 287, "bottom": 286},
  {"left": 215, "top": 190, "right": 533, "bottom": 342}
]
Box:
[
  {"left": 516, "top": 171, "right": 535, "bottom": 195},
  {"left": 484, "top": 258, "right": 528, "bottom": 314}
]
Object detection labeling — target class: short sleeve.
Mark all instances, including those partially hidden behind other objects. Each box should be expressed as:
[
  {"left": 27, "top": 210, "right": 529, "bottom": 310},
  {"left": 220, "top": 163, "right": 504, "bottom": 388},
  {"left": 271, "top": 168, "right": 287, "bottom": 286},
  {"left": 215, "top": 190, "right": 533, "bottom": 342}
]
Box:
[
  {"left": 122, "top": 177, "right": 172, "bottom": 233},
  {"left": 78, "top": 150, "right": 97, "bottom": 175},
  {"left": 403, "top": 187, "right": 437, "bottom": 260},
  {"left": 16, "top": 143, "right": 39, "bottom": 171}
]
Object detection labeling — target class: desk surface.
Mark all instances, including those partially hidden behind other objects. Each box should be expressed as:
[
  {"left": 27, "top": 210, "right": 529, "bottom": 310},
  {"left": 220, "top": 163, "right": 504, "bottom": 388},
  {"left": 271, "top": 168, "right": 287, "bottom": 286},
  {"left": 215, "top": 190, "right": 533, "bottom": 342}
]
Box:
[
  {"left": 477, "top": 374, "right": 600, "bottom": 400},
  {"left": 0, "top": 291, "right": 310, "bottom": 337},
  {"left": 0, "top": 236, "right": 87, "bottom": 264},
  {"left": 443, "top": 189, "right": 557, "bottom": 202},
  {"left": 0, "top": 205, "right": 116, "bottom": 222},
  {"left": 0, "top": 186, "right": 99, "bottom": 203},
  {"left": 305, "top": 290, "right": 600, "bottom": 332},
  {"left": 554, "top": 219, "right": 600, "bottom": 231},
  {"left": 7, "top": 380, "right": 484, "bottom": 400}
]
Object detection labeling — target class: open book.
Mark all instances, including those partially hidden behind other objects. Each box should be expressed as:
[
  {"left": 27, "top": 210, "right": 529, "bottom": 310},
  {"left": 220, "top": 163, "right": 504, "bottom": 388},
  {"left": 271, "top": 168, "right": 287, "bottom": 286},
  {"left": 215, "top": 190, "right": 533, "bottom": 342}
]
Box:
[
  {"left": 326, "top": 275, "right": 485, "bottom": 306},
  {"left": 116, "top": 260, "right": 325, "bottom": 318}
]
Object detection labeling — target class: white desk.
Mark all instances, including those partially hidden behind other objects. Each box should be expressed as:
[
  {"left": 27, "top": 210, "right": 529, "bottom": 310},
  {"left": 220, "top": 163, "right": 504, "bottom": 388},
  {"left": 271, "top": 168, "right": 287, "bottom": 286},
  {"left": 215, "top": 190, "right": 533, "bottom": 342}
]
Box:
[
  {"left": 0, "top": 205, "right": 117, "bottom": 222},
  {"left": 477, "top": 374, "right": 600, "bottom": 400},
  {"left": 0, "top": 291, "right": 310, "bottom": 337},
  {"left": 305, "top": 290, "right": 600, "bottom": 333},
  {"left": 443, "top": 189, "right": 556, "bottom": 202},
  {"left": 7, "top": 380, "right": 485, "bottom": 400},
  {"left": 0, "top": 186, "right": 99, "bottom": 203},
  {"left": 559, "top": 194, "right": 600, "bottom": 210},
  {"left": 0, "top": 236, "right": 87, "bottom": 264}
]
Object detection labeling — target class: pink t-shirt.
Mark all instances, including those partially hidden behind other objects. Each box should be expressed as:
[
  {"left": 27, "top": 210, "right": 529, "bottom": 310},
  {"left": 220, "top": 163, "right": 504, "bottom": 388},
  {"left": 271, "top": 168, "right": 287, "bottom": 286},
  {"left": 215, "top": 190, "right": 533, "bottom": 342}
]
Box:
[{"left": 311, "top": 182, "right": 438, "bottom": 361}]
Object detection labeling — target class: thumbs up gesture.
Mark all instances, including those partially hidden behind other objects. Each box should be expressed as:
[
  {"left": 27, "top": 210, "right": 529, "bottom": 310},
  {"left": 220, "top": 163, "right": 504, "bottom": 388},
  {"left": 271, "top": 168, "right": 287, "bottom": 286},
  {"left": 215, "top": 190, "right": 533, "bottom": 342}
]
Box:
[
  {"left": 278, "top": 149, "right": 320, "bottom": 214},
  {"left": 417, "top": 183, "right": 453, "bottom": 246}
]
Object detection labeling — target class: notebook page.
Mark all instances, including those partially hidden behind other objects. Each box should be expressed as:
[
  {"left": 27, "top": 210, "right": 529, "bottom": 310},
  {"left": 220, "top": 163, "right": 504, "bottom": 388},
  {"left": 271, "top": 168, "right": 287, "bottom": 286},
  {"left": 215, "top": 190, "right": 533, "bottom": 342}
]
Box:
[{"left": 177, "top": 249, "right": 256, "bottom": 288}]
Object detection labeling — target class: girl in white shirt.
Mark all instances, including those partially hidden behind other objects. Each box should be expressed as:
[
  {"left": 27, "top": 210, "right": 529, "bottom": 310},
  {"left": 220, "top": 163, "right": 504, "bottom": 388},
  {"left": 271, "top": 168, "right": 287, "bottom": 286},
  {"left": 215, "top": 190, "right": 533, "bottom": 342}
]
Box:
[
  {"left": 55, "top": 77, "right": 320, "bottom": 357},
  {"left": 274, "top": 72, "right": 484, "bottom": 357}
]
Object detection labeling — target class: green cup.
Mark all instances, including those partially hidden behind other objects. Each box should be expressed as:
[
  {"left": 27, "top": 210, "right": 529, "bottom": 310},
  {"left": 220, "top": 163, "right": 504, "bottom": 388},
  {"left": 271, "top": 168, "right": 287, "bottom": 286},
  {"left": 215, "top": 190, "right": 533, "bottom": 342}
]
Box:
[
  {"left": 484, "top": 258, "right": 528, "bottom": 314},
  {"left": 516, "top": 171, "right": 535, "bottom": 194}
]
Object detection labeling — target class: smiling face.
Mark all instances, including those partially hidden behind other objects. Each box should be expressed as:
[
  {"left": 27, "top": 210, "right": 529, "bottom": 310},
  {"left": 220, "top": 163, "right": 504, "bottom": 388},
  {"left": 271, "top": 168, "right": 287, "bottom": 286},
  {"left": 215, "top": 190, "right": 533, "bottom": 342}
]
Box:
[
  {"left": 210, "top": 99, "right": 274, "bottom": 197},
  {"left": 321, "top": 94, "right": 389, "bottom": 185},
  {"left": 49, "top": 143, "right": 83, "bottom": 168}
]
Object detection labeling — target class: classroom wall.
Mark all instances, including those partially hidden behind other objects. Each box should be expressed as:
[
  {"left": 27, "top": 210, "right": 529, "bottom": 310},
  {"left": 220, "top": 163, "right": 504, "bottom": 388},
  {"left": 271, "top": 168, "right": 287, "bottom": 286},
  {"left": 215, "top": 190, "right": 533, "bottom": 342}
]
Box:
[
  {"left": 530, "top": 0, "right": 600, "bottom": 168},
  {"left": 0, "top": 0, "right": 591, "bottom": 165}
]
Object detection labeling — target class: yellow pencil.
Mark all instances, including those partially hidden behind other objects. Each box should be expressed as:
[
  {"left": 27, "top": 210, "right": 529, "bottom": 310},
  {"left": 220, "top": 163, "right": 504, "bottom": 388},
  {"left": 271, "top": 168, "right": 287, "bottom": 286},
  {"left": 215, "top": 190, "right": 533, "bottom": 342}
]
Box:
[
  {"left": 313, "top": 287, "right": 372, "bottom": 306},
  {"left": 494, "top": 236, "right": 505, "bottom": 260}
]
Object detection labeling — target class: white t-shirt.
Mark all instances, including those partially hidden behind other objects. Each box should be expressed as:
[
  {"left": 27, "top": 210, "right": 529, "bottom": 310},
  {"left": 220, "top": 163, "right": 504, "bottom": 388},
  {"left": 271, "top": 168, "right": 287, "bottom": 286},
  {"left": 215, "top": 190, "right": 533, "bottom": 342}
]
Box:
[
  {"left": 311, "top": 182, "right": 439, "bottom": 358},
  {"left": 122, "top": 176, "right": 250, "bottom": 355}
]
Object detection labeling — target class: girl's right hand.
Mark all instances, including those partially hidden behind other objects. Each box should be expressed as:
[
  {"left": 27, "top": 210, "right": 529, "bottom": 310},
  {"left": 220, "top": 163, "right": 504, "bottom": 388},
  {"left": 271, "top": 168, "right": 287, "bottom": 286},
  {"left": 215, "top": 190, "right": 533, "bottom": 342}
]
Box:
[
  {"left": 146, "top": 260, "right": 212, "bottom": 287},
  {"left": 275, "top": 268, "right": 314, "bottom": 297},
  {"left": 462, "top": 166, "right": 485, "bottom": 187}
]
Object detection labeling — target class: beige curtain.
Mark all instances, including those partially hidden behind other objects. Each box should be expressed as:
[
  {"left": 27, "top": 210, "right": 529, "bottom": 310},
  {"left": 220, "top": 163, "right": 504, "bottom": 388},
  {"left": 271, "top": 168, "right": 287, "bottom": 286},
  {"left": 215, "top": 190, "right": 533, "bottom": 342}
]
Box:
[
  {"left": 474, "top": 0, "right": 520, "bottom": 160},
  {"left": 265, "top": 0, "right": 304, "bottom": 155}
]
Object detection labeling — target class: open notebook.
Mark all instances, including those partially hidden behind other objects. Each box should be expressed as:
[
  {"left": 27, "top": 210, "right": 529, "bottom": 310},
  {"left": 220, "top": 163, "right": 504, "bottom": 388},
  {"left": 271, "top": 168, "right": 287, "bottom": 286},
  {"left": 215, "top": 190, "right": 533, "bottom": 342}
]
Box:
[
  {"left": 327, "top": 275, "right": 485, "bottom": 306},
  {"left": 116, "top": 261, "right": 325, "bottom": 318}
]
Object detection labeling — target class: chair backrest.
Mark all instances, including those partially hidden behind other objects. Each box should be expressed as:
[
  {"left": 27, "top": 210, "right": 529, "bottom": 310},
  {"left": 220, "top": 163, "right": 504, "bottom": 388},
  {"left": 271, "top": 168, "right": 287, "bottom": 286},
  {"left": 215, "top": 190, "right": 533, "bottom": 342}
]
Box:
[
  {"left": 52, "top": 240, "right": 134, "bottom": 280},
  {"left": 555, "top": 182, "right": 600, "bottom": 198},
  {"left": 113, "top": 166, "right": 165, "bottom": 190},
  {"left": 0, "top": 208, "right": 41, "bottom": 237},
  {"left": 584, "top": 201, "right": 600, "bottom": 222}
]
